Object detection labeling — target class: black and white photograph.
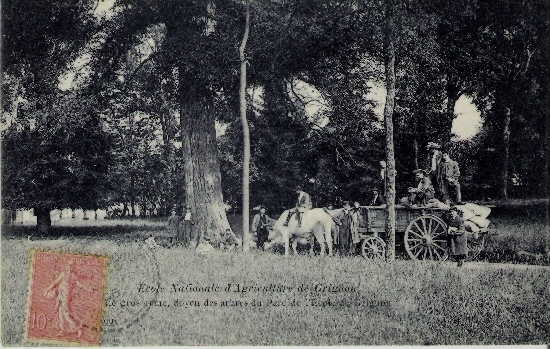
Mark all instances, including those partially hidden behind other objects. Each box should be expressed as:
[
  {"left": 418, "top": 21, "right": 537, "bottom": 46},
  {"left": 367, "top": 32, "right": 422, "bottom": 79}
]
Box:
[{"left": 1, "top": 0, "right": 549, "bottom": 346}]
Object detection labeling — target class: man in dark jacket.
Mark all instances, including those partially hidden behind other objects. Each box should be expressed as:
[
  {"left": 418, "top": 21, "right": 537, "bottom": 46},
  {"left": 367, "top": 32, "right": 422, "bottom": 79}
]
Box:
[
  {"left": 252, "top": 205, "right": 275, "bottom": 249},
  {"left": 443, "top": 205, "right": 468, "bottom": 267},
  {"left": 368, "top": 189, "right": 386, "bottom": 206},
  {"left": 408, "top": 169, "right": 435, "bottom": 206},
  {"left": 436, "top": 150, "right": 462, "bottom": 205},
  {"left": 338, "top": 201, "right": 352, "bottom": 255}
]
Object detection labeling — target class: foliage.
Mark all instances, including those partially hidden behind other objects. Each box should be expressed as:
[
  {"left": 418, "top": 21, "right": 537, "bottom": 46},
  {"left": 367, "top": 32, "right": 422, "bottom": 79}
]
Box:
[
  {"left": 2, "top": 0, "right": 549, "bottom": 223},
  {"left": 1, "top": 91, "right": 113, "bottom": 211}
]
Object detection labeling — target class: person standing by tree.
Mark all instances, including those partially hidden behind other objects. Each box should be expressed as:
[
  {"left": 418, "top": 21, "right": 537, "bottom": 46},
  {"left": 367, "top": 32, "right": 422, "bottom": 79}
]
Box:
[
  {"left": 252, "top": 205, "right": 275, "bottom": 250},
  {"left": 182, "top": 206, "right": 195, "bottom": 247},
  {"left": 436, "top": 149, "right": 462, "bottom": 205},
  {"left": 167, "top": 209, "right": 182, "bottom": 244},
  {"left": 283, "top": 185, "right": 312, "bottom": 227}
]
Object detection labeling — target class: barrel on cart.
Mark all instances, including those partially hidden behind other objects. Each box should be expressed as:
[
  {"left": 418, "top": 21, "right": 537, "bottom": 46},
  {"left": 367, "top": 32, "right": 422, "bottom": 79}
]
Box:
[{"left": 354, "top": 206, "right": 488, "bottom": 261}]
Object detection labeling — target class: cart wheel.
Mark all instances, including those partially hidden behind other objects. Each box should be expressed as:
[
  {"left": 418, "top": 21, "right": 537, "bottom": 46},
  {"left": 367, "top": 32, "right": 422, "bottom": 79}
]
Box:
[
  {"left": 466, "top": 234, "right": 486, "bottom": 261},
  {"left": 404, "top": 215, "right": 448, "bottom": 261},
  {"left": 361, "top": 236, "right": 386, "bottom": 259}
]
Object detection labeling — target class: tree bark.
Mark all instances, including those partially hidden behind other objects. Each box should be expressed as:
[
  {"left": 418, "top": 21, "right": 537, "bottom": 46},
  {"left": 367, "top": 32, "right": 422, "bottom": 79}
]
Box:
[
  {"left": 240, "top": 0, "right": 251, "bottom": 251},
  {"left": 35, "top": 207, "right": 51, "bottom": 234},
  {"left": 445, "top": 76, "right": 460, "bottom": 145},
  {"left": 180, "top": 86, "right": 231, "bottom": 245},
  {"left": 413, "top": 138, "right": 419, "bottom": 169},
  {"left": 383, "top": 0, "right": 397, "bottom": 262},
  {"left": 501, "top": 106, "right": 511, "bottom": 200}
]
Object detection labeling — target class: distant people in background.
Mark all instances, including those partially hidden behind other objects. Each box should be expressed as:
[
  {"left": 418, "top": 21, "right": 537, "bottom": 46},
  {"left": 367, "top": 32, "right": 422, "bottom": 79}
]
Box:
[
  {"left": 252, "top": 205, "right": 275, "bottom": 249},
  {"left": 283, "top": 185, "right": 312, "bottom": 227},
  {"left": 436, "top": 149, "right": 462, "bottom": 205},
  {"left": 408, "top": 169, "right": 435, "bottom": 206},
  {"left": 368, "top": 189, "right": 386, "bottom": 206},
  {"left": 442, "top": 205, "right": 468, "bottom": 267}
]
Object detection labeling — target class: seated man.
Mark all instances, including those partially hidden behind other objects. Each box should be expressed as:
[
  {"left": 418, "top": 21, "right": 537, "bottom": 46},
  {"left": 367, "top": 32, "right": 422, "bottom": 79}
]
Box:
[
  {"left": 368, "top": 189, "right": 386, "bottom": 206},
  {"left": 408, "top": 169, "right": 435, "bottom": 206},
  {"left": 217, "top": 229, "right": 239, "bottom": 251},
  {"left": 283, "top": 185, "right": 312, "bottom": 227}
]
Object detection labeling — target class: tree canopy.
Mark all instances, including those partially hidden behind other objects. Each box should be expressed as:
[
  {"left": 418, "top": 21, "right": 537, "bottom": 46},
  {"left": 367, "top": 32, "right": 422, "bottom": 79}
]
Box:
[{"left": 2, "top": 0, "right": 548, "bottom": 234}]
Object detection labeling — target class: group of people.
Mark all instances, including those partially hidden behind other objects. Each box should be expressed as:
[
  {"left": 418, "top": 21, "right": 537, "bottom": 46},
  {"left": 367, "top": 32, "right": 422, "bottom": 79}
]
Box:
[
  {"left": 167, "top": 206, "right": 197, "bottom": 247},
  {"left": 406, "top": 142, "right": 462, "bottom": 207},
  {"left": 252, "top": 186, "right": 386, "bottom": 255},
  {"left": 168, "top": 142, "right": 466, "bottom": 261}
]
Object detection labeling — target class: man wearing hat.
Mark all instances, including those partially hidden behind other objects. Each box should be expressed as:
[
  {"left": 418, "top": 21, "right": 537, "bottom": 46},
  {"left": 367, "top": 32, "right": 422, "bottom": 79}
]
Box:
[
  {"left": 436, "top": 148, "right": 462, "bottom": 205},
  {"left": 408, "top": 169, "right": 435, "bottom": 206},
  {"left": 442, "top": 204, "right": 468, "bottom": 267},
  {"left": 252, "top": 205, "right": 275, "bottom": 249},
  {"left": 338, "top": 201, "right": 353, "bottom": 255},
  {"left": 426, "top": 142, "right": 442, "bottom": 176},
  {"left": 283, "top": 185, "right": 312, "bottom": 227},
  {"left": 182, "top": 205, "right": 195, "bottom": 247},
  {"left": 368, "top": 188, "right": 386, "bottom": 206}
]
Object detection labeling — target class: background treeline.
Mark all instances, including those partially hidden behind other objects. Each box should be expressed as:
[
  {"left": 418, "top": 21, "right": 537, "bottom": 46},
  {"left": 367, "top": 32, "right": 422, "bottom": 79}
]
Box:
[{"left": 2, "top": 0, "right": 549, "bottom": 220}]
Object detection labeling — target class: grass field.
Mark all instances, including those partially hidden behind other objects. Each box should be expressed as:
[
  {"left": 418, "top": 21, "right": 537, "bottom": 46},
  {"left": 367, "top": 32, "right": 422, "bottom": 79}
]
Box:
[{"left": 1, "top": 203, "right": 549, "bottom": 345}]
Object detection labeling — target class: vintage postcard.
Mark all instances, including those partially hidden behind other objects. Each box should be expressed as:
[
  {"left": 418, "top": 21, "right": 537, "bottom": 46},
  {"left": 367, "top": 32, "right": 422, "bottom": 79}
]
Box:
[{"left": 1, "top": 0, "right": 549, "bottom": 346}]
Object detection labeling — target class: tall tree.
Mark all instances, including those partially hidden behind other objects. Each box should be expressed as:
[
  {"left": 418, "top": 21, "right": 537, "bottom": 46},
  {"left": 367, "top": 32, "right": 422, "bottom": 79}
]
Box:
[
  {"left": 239, "top": 0, "right": 252, "bottom": 250},
  {"left": 383, "top": 0, "right": 397, "bottom": 261}
]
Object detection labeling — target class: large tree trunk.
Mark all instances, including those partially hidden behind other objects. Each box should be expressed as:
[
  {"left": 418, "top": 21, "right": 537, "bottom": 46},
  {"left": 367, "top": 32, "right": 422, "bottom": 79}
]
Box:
[
  {"left": 445, "top": 75, "right": 460, "bottom": 145},
  {"left": 180, "top": 90, "right": 231, "bottom": 245},
  {"left": 159, "top": 90, "right": 175, "bottom": 215},
  {"left": 240, "top": 0, "right": 251, "bottom": 251},
  {"left": 413, "top": 138, "right": 419, "bottom": 169},
  {"left": 35, "top": 207, "right": 51, "bottom": 234},
  {"left": 383, "top": 0, "right": 397, "bottom": 262}
]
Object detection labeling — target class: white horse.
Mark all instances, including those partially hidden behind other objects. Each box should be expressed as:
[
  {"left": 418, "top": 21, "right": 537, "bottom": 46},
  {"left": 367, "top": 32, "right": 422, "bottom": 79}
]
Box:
[{"left": 271, "top": 208, "right": 334, "bottom": 256}]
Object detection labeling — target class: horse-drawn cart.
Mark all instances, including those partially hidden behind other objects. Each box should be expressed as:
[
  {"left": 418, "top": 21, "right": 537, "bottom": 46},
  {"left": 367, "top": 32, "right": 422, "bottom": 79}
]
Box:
[{"left": 354, "top": 205, "right": 489, "bottom": 261}]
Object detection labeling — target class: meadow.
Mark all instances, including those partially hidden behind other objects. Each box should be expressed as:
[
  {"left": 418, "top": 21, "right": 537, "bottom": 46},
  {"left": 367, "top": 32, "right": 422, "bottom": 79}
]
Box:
[{"left": 1, "top": 204, "right": 549, "bottom": 346}]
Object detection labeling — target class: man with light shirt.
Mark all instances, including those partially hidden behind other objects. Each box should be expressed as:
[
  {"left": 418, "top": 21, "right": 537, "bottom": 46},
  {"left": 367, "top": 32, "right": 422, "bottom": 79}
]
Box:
[{"left": 283, "top": 185, "right": 312, "bottom": 227}]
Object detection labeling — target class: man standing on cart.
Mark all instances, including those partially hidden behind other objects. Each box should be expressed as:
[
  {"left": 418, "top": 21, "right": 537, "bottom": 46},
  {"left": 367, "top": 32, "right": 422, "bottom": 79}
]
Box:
[{"left": 436, "top": 148, "right": 462, "bottom": 205}]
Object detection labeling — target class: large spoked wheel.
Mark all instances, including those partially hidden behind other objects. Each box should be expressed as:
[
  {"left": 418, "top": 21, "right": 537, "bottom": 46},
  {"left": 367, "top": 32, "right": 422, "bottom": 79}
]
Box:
[
  {"left": 404, "top": 215, "right": 449, "bottom": 261},
  {"left": 465, "top": 233, "right": 486, "bottom": 261},
  {"left": 361, "top": 236, "right": 386, "bottom": 259}
]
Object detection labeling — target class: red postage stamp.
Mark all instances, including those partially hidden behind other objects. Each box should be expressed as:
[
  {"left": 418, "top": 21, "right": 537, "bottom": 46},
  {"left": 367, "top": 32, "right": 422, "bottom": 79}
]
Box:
[{"left": 25, "top": 250, "right": 108, "bottom": 345}]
